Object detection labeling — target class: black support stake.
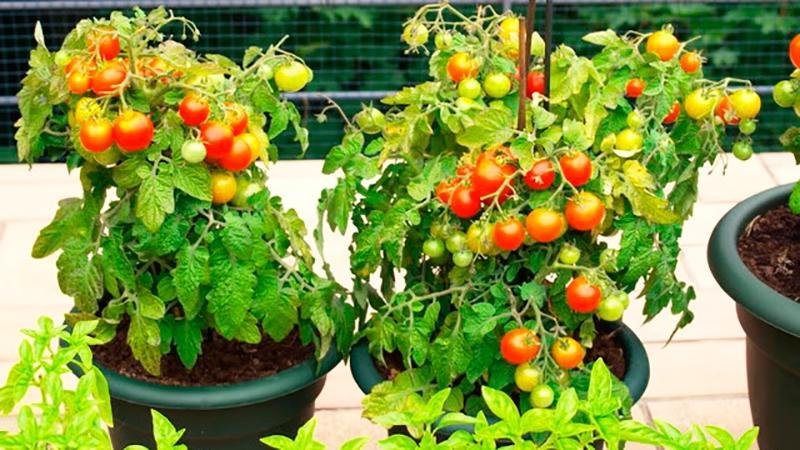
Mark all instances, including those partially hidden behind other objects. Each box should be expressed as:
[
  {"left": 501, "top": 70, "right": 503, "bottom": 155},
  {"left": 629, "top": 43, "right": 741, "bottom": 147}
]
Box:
[{"left": 543, "top": 0, "right": 553, "bottom": 110}]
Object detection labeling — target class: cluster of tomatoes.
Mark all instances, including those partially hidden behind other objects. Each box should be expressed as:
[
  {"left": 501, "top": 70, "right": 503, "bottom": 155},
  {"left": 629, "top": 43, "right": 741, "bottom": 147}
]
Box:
[
  {"left": 773, "top": 35, "right": 800, "bottom": 118},
  {"left": 623, "top": 30, "right": 761, "bottom": 161},
  {"left": 428, "top": 148, "right": 603, "bottom": 265},
  {"left": 498, "top": 328, "right": 586, "bottom": 408}
]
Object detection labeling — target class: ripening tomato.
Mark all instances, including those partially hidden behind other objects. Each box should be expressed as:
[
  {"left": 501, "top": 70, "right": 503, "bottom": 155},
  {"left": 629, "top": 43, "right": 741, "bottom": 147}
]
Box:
[
  {"left": 484, "top": 73, "right": 512, "bottom": 98},
  {"left": 729, "top": 89, "right": 761, "bottom": 120},
  {"left": 526, "top": 208, "right": 566, "bottom": 243},
  {"left": 684, "top": 89, "right": 718, "bottom": 120},
  {"left": 436, "top": 179, "right": 456, "bottom": 204},
  {"left": 67, "top": 71, "right": 91, "bottom": 94},
  {"left": 514, "top": 362, "right": 542, "bottom": 392},
  {"left": 96, "top": 34, "right": 121, "bottom": 60},
  {"left": 201, "top": 122, "right": 235, "bottom": 161},
  {"left": 211, "top": 172, "right": 237, "bottom": 205},
  {"left": 559, "top": 152, "right": 592, "bottom": 187},
  {"left": 626, "top": 78, "right": 645, "bottom": 98},
  {"left": 790, "top": 34, "right": 800, "bottom": 69},
  {"left": 450, "top": 185, "right": 482, "bottom": 219},
  {"left": 493, "top": 217, "right": 525, "bottom": 251},
  {"left": 663, "top": 101, "right": 681, "bottom": 124},
  {"left": 74, "top": 98, "right": 102, "bottom": 125},
  {"left": 179, "top": 95, "right": 210, "bottom": 126},
  {"left": 565, "top": 275, "right": 602, "bottom": 313},
  {"left": 218, "top": 136, "right": 253, "bottom": 172},
  {"left": 79, "top": 118, "right": 113, "bottom": 153},
  {"left": 498, "top": 17, "right": 520, "bottom": 43},
  {"left": 715, "top": 96, "right": 739, "bottom": 125},
  {"left": 467, "top": 222, "right": 499, "bottom": 255},
  {"left": 679, "top": 52, "right": 702, "bottom": 73},
  {"left": 500, "top": 328, "right": 541, "bottom": 365},
  {"left": 274, "top": 61, "right": 311, "bottom": 92},
  {"left": 447, "top": 52, "right": 479, "bottom": 83},
  {"left": 91, "top": 61, "right": 127, "bottom": 96},
  {"left": 112, "top": 111, "right": 154, "bottom": 152},
  {"left": 524, "top": 160, "right": 555, "bottom": 190},
  {"left": 565, "top": 191, "right": 605, "bottom": 231},
  {"left": 551, "top": 337, "right": 585, "bottom": 370},
  {"left": 646, "top": 30, "right": 680, "bottom": 61},
  {"left": 225, "top": 103, "right": 249, "bottom": 135},
  {"left": 527, "top": 71, "right": 546, "bottom": 98},
  {"left": 472, "top": 154, "right": 514, "bottom": 200},
  {"left": 239, "top": 132, "right": 262, "bottom": 162},
  {"left": 402, "top": 24, "right": 429, "bottom": 46}
]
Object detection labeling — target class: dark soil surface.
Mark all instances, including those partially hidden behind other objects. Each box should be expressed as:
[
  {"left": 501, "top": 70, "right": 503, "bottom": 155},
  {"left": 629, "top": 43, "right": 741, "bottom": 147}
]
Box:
[
  {"left": 738, "top": 205, "right": 800, "bottom": 302},
  {"left": 378, "top": 325, "right": 627, "bottom": 381},
  {"left": 93, "top": 325, "right": 314, "bottom": 387}
]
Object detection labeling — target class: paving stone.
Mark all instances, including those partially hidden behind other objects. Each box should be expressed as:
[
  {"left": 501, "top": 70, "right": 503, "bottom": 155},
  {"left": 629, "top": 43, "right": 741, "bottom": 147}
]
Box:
[
  {"left": 681, "top": 245, "right": 720, "bottom": 290},
  {"left": 313, "top": 409, "right": 388, "bottom": 449},
  {"left": 697, "top": 157, "right": 777, "bottom": 203},
  {"left": 646, "top": 396, "right": 756, "bottom": 446},
  {"left": 680, "top": 202, "right": 736, "bottom": 247},
  {"left": 759, "top": 152, "right": 798, "bottom": 185},
  {"left": 316, "top": 363, "right": 365, "bottom": 409},
  {"left": 643, "top": 340, "right": 747, "bottom": 399}
]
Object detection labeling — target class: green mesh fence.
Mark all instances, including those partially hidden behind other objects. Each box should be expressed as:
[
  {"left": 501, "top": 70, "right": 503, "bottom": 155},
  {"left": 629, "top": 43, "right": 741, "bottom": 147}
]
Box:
[{"left": 0, "top": 1, "right": 797, "bottom": 162}]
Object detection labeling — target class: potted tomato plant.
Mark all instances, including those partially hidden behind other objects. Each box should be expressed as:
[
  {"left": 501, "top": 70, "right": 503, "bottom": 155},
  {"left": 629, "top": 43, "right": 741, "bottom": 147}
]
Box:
[
  {"left": 319, "top": 1, "right": 760, "bottom": 441},
  {"left": 16, "top": 8, "right": 355, "bottom": 449},
  {"left": 708, "top": 33, "right": 800, "bottom": 450}
]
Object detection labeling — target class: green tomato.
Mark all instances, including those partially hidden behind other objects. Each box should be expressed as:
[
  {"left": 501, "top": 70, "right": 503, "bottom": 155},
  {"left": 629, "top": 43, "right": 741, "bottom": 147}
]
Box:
[
  {"left": 732, "top": 141, "right": 753, "bottom": 161},
  {"left": 434, "top": 32, "right": 453, "bottom": 50},
  {"left": 403, "top": 24, "right": 429, "bottom": 46},
  {"left": 430, "top": 222, "right": 447, "bottom": 239},
  {"left": 773, "top": 80, "right": 797, "bottom": 108},
  {"left": 626, "top": 110, "right": 645, "bottom": 129},
  {"left": 530, "top": 384, "right": 555, "bottom": 408},
  {"left": 607, "top": 292, "right": 631, "bottom": 308},
  {"left": 423, "top": 239, "right": 446, "bottom": 259},
  {"left": 93, "top": 146, "right": 122, "bottom": 166},
  {"left": 232, "top": 182, "right": 264, "bottom": 208},
  {"left": 597, "top": 296, "right": 625, "bottom": 322},
  {"left": 258, "top": 64, "right": 274, "bottom": 81},
  {"left": 514, "top": 363, "right": 542, "bottom": 392},
  {"left": 54, "top": 50, "right": 71, "bottom": 67},
  {"left": 458, "top": 78, "right": 483, "bottom": 99},
  {"left": 558, "top": 245, "right": 581, "bottom": 265},
  {"left": 274, "top": 61, "right": 311, "bottom": 92},
  {"left": 452, "top": 250, "right": 473, "bottom": 268},
  {"left": 600, "top": 134, "right": 616, "bottom": 153},
  {"left": 355, "top": 107, "right": 386, "bottom": 134},
  {"left": 446, "top": 232, "right": 467, "bottom": 253},
  {"left": 599, "top": 248, "right": 619, "bottom": 272},
  {"left": 738, "top": 118, "right": 757, "bottom": 136},
  {"left": 181, "top": 140, "right": 207, "bottom": 164},
  {"left": 455, "top": 97, "right": 480, "bottom": 111},
  {"left": 483, "top": 73, "right": 512, "bottom": 98}
]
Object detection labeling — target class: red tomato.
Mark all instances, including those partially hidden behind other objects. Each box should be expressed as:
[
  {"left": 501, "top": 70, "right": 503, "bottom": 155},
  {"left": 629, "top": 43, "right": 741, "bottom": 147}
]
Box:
[
  {"left": 472, "top": 154, "right": 514, "bottom": 199},
  {"left": 565, "top": 275, "right": 602, "bottom": 313},
  {"left": 112, "top": 111, "right": 154, "bottom": 152},
  {"left": 225, "top": 103, "right": 249, "bottom": 135},
  {"left": 524, "top": 160, "right": 555, "bottom": 190},
  {"left": 663, "top": 101, "right": 681, "bottom": 124},
  {"left": 218, "top": 136, "right": 252, "bottom": 172},
  {"left": 526, "top": 208, "right": 566, "bottom": 243},
  {"left": 67, "top": 71, "right": 91, "bottom": 94},
  {"left": 436, "top": 179, "right": 456, "bottom": 204},
  {"left": 551, "top": 337, "right": 585, "bottom": 370},
  {"left": 715, "top": 96, "right": 740, "bottom": 125},
  {"left": 527, "top": 71, "right": 546, "bottom": 98},
  {"left": 559, "top": 152, "right": 592, "bottom": 187},
  {"left": 179, "top": 95, "right": 210, "bottom": 126},
  {"left": 79, "top": 118, "right": 113, "bottom": 153},
  {"left": 446, "top": 52, "right": 479, "bottom": 83},
  {"left": 626, "top": 78, "right": 645, "bottom": 98},
  {"left": 500, "top": 328, "right": 541, "bottom": 365},
  {"left": 91, "top": 61, "right": 127, "bottom": 96},
  {"left": 97, "top": 35, "right": 120, "bottom": 60},
  {"left": 493, "top": 217, "right": 525, "bottom": 251},
  {"left": 450, "top": 185, "right": 481, "bottom": 219},
  {"left": 791, "top": 34, "right": 800, "bottom": 69},
  {"left": 201, "top": 122, "right": 235, "bottom": 161},
  {"left": 565, "top": 192, "right": 605, "bottom": 231}
]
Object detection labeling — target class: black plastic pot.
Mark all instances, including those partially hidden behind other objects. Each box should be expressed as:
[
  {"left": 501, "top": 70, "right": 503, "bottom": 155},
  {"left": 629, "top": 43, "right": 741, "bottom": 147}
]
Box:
[
  {"left": 350, "top": 321, "right": 649, "bottom": 438},
  {"left": 708, "top": 183, "right": 800, "bottom": 450},
  {"left": 84, "top": 346, "right": 340, "bottom": 449}
]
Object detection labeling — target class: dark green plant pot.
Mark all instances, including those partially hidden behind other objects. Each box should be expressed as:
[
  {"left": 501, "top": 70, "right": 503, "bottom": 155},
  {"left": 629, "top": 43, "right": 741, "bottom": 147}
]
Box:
[
  {"left": 350, "top": 321, "right": 649, "bottom": 438},
  {"left": 85, "top": 347, "right": 340, "bottom": 449},
  {"left": 708, "top": 183, "right": 800, "bottom": 450}
]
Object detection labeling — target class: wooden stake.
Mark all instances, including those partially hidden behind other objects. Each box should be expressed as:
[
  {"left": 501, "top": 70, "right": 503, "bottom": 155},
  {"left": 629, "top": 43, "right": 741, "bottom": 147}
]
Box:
[
  {"left": 516, "top": 17, "right": 527, "bottom": 131},
  {"left": 543, "top": 0, "right": 553, "bottom": 110}
]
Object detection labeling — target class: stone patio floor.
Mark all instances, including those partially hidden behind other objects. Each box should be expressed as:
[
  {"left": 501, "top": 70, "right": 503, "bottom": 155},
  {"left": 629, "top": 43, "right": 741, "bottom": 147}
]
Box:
[{"left": 1, "top": 153, "right": 795, "bottom": 448}]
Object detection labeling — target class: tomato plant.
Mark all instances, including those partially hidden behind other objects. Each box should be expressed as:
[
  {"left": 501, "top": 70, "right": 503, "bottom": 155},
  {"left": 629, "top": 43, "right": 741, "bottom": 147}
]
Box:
[
  {"left": 318, "top": 3, "right": 758, "bottom": 426},
  {"left": 17, "top": 9, "right": 353, "bottom": 377}
]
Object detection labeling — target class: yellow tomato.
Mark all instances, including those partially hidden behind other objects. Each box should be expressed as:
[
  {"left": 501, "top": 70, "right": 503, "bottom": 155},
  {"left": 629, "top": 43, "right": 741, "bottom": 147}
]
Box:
[{"left": 730, "top": 89, "right": 762, "bottom": 119}]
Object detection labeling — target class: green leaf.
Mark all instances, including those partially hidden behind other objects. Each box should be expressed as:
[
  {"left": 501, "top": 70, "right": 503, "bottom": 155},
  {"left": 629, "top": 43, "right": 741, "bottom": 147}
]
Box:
[
  {"left": 137, "top": 289, "right": 166, "bottom": 320},
  {"left": 171, "top": 245, "right": 210, "bottom": 320},
  {"left": 127, "top": 314, "right": 161, "bottom": 376},
  {"left": 56, "top": 243, "right": 103, "bottom": 312},
  {"left": 173, "top": 318, "right": 203, "bottom": 369},
  {"left": 151, "top": 410, "right": 187, "bottom": 450},
  {"left": 323, "top": 132, "right": 364, "bottom": 174},
  {"left": 136, "top": 164, "right": 175, "bottom": 232},
  {"left": 221, "top": 212, "right": 253, "bottom": 260},
  {"left": 554, "top": 388, "right": 579, "bottom": 426},
  {"left": 457, "top": 108, "right": 514, "bottom": 149},
  {"left": 588, "top": 359, "right": 613, "bottom": 403},
  {"left": 112, "top": 157, "right": 149, "bottom": 189},
  {"left": 206, "top": 264, "right": 256, "bottom": 339},
  {"left": 481, "top": 386, "right": 520, "bottom": 424},
  {"left": 789, "top": 182, "right": 800, "bottom": 215},
  {"left": 31, "top": 198, "right": 84, "bottom": 258},
  {"left": 583, "top": 30, "right": 622, "bottom": 46},
  {"left": 172, "top": 162, "right": 212, "bottom": 202}
]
